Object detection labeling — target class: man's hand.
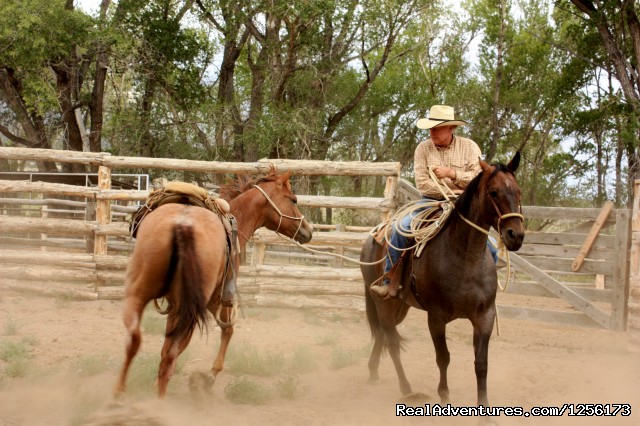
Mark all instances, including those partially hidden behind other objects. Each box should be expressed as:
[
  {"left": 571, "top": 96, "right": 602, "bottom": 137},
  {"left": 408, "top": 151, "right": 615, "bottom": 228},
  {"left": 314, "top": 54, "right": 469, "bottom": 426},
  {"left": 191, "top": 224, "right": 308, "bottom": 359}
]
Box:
[{"left": 431, "top": 166, "right": 456, "bottom": 180}]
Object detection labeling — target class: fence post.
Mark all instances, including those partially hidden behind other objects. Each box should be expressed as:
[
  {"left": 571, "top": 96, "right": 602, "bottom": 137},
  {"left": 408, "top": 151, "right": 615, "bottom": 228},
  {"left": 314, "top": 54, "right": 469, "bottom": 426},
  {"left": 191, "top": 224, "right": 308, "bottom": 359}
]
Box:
[
  {"left": 630, "top": 179, "right": 640, "bottom": 350},
  {"left": 94, "top": 165, "right": 111, "bottom": 292},
  {"left": 251, "top": 242, "right": 266, "bottom": 267},
  {"left": 382, "top": 174, "right": 399, "bottom": 222},
  {"left": 611, "top": 208, "right": 630, "bottom": 331}
]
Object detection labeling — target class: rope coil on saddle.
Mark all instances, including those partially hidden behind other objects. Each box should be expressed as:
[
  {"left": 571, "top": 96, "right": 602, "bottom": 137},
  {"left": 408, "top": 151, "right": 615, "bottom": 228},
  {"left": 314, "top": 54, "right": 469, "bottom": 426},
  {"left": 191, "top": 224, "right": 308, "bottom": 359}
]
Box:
[{"left": 383, "top": 166, "right": 458, "bottom": 258}]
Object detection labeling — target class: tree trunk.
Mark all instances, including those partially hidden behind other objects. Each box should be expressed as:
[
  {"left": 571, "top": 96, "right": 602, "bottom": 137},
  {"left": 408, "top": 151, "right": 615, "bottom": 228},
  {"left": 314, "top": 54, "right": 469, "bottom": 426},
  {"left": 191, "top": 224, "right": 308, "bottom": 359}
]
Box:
[{"left": 487, "top": 0, "right": 507, "bottom": 162}]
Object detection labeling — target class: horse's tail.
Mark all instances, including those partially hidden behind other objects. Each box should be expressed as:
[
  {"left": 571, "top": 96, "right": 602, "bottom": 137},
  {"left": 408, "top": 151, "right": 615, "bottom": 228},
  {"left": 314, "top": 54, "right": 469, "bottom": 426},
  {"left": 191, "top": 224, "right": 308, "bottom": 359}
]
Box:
[
  {"left": 361, "top": 236, "right": 381, "bottom": 338},
  {"left": 165, "top": 217, "right": 209, "bottom": 341},
  {"left": 364, "top": 278, "right": 380, "bottom": 337}
]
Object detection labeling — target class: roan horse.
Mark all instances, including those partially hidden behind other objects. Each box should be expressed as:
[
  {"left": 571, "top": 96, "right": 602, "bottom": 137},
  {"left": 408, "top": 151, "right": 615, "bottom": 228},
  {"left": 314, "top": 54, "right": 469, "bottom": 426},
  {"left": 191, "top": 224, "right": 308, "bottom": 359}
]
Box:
[
  {"left": 360, "top": 152, "right": 524, "bottom": 407},
  {"left": 114, "top": 169, "right": 313, "bottom": 398}
]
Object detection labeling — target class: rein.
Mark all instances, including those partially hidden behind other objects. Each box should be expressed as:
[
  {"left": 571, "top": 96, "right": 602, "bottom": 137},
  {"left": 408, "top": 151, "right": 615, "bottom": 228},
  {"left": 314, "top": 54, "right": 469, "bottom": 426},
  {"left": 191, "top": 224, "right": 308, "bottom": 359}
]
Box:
[
  {"left": 253, "top": 184, "right": 305, "bottom": 241},
  {"left": 457, "top": 188, "right": 524, "bottom": 292}
]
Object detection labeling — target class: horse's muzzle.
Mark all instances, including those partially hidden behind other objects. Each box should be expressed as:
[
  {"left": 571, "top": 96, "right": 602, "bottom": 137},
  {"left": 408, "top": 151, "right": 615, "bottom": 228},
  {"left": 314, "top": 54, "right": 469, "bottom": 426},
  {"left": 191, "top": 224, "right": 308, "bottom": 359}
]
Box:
[
  {"left": 502, "top": 225, "right": 524, "bottom": 251},
  {"left": 295, "top": 224, "right": 313, "bottom": 244}
]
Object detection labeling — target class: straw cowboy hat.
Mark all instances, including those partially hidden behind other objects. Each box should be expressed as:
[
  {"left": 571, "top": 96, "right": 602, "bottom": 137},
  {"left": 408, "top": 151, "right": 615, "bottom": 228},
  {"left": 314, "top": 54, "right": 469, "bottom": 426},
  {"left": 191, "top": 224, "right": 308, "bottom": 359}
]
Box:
[{"left": 416, "top": 105, "right": 467, "bottom": 129}]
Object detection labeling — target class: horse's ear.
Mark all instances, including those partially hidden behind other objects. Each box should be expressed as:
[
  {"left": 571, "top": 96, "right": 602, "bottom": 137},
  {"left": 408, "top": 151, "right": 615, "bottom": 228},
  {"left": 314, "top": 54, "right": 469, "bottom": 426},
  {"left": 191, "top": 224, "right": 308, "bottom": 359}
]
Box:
[
  {"left": 479, "top": 158, "right": 492, "bottom": 174},
  {"left": 276, "top": 171, "right": 291, "bottom": 189},
  {"left": 507, "top": 151, "right": 521, "bottom": 173}
]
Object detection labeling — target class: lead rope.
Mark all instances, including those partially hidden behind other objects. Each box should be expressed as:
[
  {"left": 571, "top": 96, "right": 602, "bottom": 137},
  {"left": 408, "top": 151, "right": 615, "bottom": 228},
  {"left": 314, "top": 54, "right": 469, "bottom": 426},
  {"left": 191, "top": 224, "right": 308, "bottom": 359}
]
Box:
[{"left": 276, "top": 167, "right": 457, "bottom": 265}]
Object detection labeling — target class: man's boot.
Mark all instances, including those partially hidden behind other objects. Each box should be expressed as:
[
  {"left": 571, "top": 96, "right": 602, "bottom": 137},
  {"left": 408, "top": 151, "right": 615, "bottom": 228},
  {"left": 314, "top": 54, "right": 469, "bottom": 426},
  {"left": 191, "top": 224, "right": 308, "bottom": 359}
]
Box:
[{"left": 370, "top": 277, "right": 391, "bottom": 299}]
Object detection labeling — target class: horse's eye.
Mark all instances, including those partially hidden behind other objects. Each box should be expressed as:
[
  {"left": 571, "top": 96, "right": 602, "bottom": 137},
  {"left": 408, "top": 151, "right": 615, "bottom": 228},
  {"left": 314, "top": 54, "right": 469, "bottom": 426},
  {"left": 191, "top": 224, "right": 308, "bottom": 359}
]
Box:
[
  {"left": 292, "top": 196, "right": 298, "bottom": 204},
  {"left": 490, "top": 190, "right": 498, "bottom": 198}
]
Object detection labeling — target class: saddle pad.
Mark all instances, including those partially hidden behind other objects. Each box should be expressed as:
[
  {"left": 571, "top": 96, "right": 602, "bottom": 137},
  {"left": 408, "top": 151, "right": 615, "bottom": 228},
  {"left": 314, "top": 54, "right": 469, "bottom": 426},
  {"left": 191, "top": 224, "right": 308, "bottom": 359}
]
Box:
[{"left": 130, "top": 181, "right": 233, "bottom": 238}]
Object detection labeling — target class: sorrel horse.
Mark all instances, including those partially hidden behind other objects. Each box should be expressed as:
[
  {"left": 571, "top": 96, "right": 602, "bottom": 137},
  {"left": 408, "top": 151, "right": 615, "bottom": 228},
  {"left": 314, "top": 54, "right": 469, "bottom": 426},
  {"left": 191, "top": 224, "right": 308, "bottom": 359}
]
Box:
[
  {"left": 114, "top": 169, "right": 313, "bottom": 398},
  {"left": 360, "top": 152, "right": 524, "bottom": 407}
]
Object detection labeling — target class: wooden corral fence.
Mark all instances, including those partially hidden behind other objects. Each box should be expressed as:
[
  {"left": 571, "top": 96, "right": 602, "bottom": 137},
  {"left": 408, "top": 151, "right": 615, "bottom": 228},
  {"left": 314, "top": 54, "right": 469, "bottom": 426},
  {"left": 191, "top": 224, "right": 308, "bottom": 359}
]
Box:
[
  {"left": 0, "top": 146, "right": 400, "bottom": 305},
  {"left": 630, "top": 179, "right": 640, "bottom": 350},
  {"left": 0, "top": 147, "right": 635, "bottom": 334}
]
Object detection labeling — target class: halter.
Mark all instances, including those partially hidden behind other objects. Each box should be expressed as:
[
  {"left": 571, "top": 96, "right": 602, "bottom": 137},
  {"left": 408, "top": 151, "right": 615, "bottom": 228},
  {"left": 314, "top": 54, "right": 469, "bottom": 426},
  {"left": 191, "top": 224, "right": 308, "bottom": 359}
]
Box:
[
  {"left": 458, "top": 191, "right": 524, "bottom": 240},
  {"left": 488, "top": 196, "right": 524, "bottom": 237},
  {"left": 253, "top": 184, "right": 305, "bottom": 240}
]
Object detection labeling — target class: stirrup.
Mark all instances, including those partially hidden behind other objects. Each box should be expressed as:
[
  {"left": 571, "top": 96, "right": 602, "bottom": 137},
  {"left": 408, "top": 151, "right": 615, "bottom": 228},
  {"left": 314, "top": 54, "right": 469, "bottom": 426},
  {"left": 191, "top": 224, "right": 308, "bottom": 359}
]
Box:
[{"left": 214, "top": 303, "right": 238, "bottom": 329}]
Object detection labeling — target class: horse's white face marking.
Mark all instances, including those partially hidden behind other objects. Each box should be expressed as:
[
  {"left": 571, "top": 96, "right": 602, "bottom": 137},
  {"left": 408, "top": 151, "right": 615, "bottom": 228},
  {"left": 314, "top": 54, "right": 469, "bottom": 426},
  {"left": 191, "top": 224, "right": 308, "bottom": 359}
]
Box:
[{"left": 504, "top": 179, "right": 512, "bottom": 190}]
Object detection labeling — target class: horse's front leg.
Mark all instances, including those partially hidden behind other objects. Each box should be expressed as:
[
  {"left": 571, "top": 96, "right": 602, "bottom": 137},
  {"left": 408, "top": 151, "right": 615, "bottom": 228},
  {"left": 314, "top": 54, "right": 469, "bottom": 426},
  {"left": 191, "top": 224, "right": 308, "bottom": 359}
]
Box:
[
  {"left": 473, "top": 309, "right": 495, "bottom": 407},
  {"left": 428, "top": 315, "right": 450, "bottom": 403}
]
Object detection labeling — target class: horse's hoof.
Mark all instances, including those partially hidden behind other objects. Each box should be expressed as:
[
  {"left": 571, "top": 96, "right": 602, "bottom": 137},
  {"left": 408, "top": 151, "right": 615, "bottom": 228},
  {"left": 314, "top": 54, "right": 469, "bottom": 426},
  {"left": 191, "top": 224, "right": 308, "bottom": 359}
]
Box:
[
  {"left": 398, "top": 392, "right": 430, "bottom": 403},
  {"left": 107, "top": 398, "right": 125, "bottom": 409},
  {"left": 479, "top": 415, "right": 498, "bottom": 426},
  {"left": 111, "top": 390, "right": 126, "bottom": 403},
  {"left": 367, "top": 375, "right": 380, "bottom": 384},
  {"left": 189, "top": 371, "right": 215, "bottom": 402}
]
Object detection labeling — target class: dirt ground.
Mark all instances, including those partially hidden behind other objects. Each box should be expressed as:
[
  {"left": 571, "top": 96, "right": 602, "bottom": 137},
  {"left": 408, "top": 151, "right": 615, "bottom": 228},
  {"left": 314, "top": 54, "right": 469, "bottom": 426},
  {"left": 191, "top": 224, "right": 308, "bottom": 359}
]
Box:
[{"left": 0, "top": 290, "right": 638, "bottom": 426}]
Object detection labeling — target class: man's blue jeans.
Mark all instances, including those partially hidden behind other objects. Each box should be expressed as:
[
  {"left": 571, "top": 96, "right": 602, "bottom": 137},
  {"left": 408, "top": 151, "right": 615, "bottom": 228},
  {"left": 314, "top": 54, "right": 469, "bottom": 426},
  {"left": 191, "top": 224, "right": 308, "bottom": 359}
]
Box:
[{"left": 384, "top": 198, "right": 498, "bottom": 276}]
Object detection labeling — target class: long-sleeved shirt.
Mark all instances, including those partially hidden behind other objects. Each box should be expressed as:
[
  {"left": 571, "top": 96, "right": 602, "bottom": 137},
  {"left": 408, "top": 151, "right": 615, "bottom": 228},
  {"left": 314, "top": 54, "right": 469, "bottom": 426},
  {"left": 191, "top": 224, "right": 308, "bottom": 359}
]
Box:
[{"left": 414, "top": 135, "right": 482, "bottom": 199}]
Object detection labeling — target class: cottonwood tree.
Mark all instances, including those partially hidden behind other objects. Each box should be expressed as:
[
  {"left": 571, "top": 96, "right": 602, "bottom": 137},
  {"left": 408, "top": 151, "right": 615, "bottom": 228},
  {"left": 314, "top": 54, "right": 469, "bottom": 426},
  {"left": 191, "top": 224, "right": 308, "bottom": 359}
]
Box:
[
  {"left": 0, "top": 0, "right": 106, "bottom": 171},
  {"left": 569, "top": 0, "right": 640, "bottom": 205}
]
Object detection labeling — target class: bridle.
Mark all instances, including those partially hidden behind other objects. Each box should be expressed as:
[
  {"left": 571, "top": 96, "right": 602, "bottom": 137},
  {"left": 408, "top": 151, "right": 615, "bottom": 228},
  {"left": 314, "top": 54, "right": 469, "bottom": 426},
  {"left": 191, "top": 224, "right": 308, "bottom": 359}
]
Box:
[
  {"left": 253, "top": 184, "right": 305, "bottom": 240},
  {"left": 488, "top": 195, "right": 524, "bottom": 238},
  {"left": 457, "top": 180, "right": 524, "bottom": 242}
]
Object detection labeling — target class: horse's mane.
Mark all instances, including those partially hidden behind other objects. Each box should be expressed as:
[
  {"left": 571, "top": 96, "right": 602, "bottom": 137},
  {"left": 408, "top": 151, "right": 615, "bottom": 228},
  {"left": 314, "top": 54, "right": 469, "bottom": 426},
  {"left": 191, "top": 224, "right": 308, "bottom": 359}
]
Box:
[
  {"left": 218, "top": 166, "right": 283, "bottom": 201},
  {"left": 454, "top": 162, "right": 511, "bottom": 215}
]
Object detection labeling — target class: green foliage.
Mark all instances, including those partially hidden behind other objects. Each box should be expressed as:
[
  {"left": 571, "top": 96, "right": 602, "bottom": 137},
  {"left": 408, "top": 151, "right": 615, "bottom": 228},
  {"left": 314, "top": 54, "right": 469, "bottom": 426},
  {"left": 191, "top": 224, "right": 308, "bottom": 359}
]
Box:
[
  {"left": 125, "top": 353, "right": 160, "bottom": 392},
  {"left": 0, "top": 339, "right": 33, "bottom": 379},
  {"left": 329, "top": 347, "right": 359, "bottom": 370},
  {"left": 141, "top": 305, "right": 167, "bottom": 335},
  {"left": 274, "top": 375, "right": 304, "bottom": 399},
  {"left": 0, "top": 0, "right": 637, "bottom": 207},
  {"left": 315, "top": 334, "right": 338, "bottom": 346},
  {"left": 226, "top": 342, "right": 285, "bottom": 377},
  {"left": 72, "top": 354, "right": 112, "bottom": 377},
  {"left": 288, "top": 346, "right": 317, "bottom": 374},
  {"left": 4, "top": 359, "right": 30, "bottom": 378},
  {"left": 3, "top": 318, "right": 19, "bottom": 336},
  {"left": 0, "top": 0, "right": 93, "bottom": 113},
  {"left": 0, "top": 340, "right": 31, "bottom": 362},
  {"left": 224, "top": 376, "right": 269, "bottom": 405}
]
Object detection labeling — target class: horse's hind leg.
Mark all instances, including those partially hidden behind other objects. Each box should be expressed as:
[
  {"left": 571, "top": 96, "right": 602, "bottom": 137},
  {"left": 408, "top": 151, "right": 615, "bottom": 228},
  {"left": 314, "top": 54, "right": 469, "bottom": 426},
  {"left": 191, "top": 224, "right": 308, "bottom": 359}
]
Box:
[
  {"left": 428, "top": 316, "right": 450, "bottom": 403},
  {"left": 157, "top": 315, "right": 194, "bottom": 398},
  {"left": 367, "top": 331, "right": 384, "bottom": 383},
  {"left": 114, "top": 296, "right": 146, "bottom": 398},
  {"left": 211, "top": 306, "right": 234, "bottom": 378}
]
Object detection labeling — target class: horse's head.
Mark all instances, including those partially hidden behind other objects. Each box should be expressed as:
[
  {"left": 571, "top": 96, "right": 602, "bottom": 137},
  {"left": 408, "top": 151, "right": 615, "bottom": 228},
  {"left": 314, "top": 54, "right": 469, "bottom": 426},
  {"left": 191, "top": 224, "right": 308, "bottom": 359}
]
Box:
[
  {"left": 478, "top": 151, "right": 525, "bottom": 251},
  {"left": 253, "top": 172, "right": 313, "bottom": 244}
]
